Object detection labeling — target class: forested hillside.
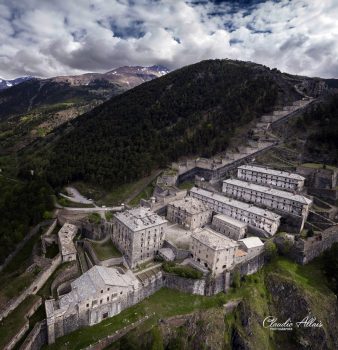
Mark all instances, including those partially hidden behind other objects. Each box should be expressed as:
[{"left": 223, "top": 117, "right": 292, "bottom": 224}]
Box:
[
  {"left": 303, "top": 94, "right": 338, "bottom": 163},
  {"left": 0, "top": 177, "right": 53, "bottom": 263},
  {"left": 27, "top": 59, "right": 303, "bottom": 187}
]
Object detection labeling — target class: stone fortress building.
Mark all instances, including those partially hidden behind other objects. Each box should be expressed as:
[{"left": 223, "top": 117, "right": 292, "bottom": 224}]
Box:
[
  {"left": 190, "top": 186, "right": 281, "bottom": 236},
  {"left": 46, "top": 265, "right": 141, "bottom": 343},
  {"left": 112, "top": 207, "right": 167, "bottom": 268},
  {"left": 237, "top": 164, "right": 305, "bottom": 191},
  {"left": 45, "top": 160, "right": 333, "bottom": 346},
  {"left": 222, "top": 178, "right": 312, "bottom": 232},
  {"left": 58, "top": 223, "right": 78, "bottom": 262},
  {"left": 166, "top": 196, "right": 212, "bottom": 229},
  {"left": 211, "top": 213, "right": 247, "bottom": 240},
  {"left": 190, "top": 227, "right": 238, "bottom": 274}
]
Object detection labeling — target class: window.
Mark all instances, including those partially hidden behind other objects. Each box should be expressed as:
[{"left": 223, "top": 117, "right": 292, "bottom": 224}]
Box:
[
  {"left": 101, "top": 290, "right": 103, "bottom": 293},
  {"left": 120, "top": 291, "right": 123, "bottom": 294},
  {"left": 107, "top": 297, "right": 109, "bottom": 301},
  {"left": 107, "top": 288, "right": 110, "bottom": 291},
  {"left": 102, "top": 312, "right": 108, "bottom": 319},
  {"left": 86, "top": 303, "right": 89, "bottom": 307},
  {"left": 100, "top": 300, "right": 103, "bottom": 304}
]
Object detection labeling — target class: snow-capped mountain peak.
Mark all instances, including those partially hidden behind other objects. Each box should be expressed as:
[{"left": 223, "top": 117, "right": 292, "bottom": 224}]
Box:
[{"left": 0, "top": 76, "right": 34, "bottom": 91}]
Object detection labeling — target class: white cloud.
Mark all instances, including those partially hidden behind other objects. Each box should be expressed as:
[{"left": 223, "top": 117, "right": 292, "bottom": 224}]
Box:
[{"left": 0, "top": 0, "right": 337, "bottom": 79}]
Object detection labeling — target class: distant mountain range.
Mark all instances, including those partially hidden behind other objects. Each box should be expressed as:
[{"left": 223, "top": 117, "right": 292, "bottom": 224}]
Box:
[
  {"left": 0, "top": 76, "right": 33, "bottom": 90},
  {"left": 49, "top": 65, "right": 169, "bottom": 88},
  {"left": 0, "top": 65, "right": 169, "bottom": 91},
  {"left": 0, "top": 65, "right": 169, "bottom": 152}
]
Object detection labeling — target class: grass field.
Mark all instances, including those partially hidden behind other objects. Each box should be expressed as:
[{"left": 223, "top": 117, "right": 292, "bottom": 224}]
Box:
[
  {"left": 88, "top": 212, "right": 101, "bottom": 224},
  {"left": 301, "top": 163, "right": 337, "bottom": 170},
  {"left": 129, "top": 181, "right": 155, "bottom": 206},
  {"left": 178, "top": 180, "right": 195, "bottom": 190},
  {"left": 90, "top": 240, "right": 122, "bottom": 260},
  {"left": 72, "top": 170, "right": 161, "bottom": 206}
]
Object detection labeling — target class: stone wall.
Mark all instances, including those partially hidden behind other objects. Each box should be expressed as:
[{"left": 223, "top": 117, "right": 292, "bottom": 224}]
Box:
[
  {"left": 236, "top": 252, "right": 265, "bottom": 277},
  {"left": 299, "top": 226, "right": 338, "bottom": 264},
  {"left": 275, "top": 226, "right": 338, "bottom": 265},
  {"left": 296, "top": 166, "right": 338, "bottom": 190},
  {"left": 57, "top": 214, "right": 113, "bottom": 241},
  {"left": 4, "top": 297, "right": 42, "bottom": 350},
  {"left": 0, "top": 254, "right": 61, "bottom": 321},
  {"left": 163, "top": 273, "right": 206, "bottom": 295},
  {"left": 162, "top": 240, "right": 190, "bottom": 260},
  {"left": 308, "top": 188, "right": 338, "bottom": 204},
  {"left": 5, "top": 322, "right": 29, "bottom": 350},
  {"left": 50, "top": 261, "right": 80, "bottom": 296},
  {"left": 205, "top": 272, "right": 231, "bottom": 296},
  {"left": 0, "top": 220, "right": 55, "bottom": 272},
  {"left": 41, "top": 220, "right": 58, "bottom": 254},
  {"left": 81, "top": 222, "right": 113, "bottom": 241},
  {"left": 19, "top": 320, "right": 48, "bottom": 350}
]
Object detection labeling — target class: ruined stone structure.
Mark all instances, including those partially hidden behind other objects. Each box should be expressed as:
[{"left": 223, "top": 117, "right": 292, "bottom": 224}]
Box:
[
  {"left": 211, "top": 213, "right": 247, "bottom": 240},
  {"left": 166, "top": 197, "right": 212, "bottom": 229},
  {"left": 296, "top": 165, "right": 338, "bottom": 204},
  {"left": 112, "top": 208, "right": 167, "bottom": 268},
  {"left": 190, "top": 227, "right": 238, "bottom": 275},
  {"left": 190, "top": 187, "right": 281, "bottom": 236},
  {"left": 275, "top": 226, "right": 338, "bottom": 265},
  {"left": 58, "top": 223, "right": 78, "bottom": 262},
  {"left": 222, "top": 179, "right": 312, "bottom": 232},
  {"left": 175, "top": 141, "right": 276, "bottom": 183},
  {"left": 237, "top": 164, "right": 305, "bottom": 191},
  {"left": 296, "top": 165, "right": 338, "bottom": 188}
]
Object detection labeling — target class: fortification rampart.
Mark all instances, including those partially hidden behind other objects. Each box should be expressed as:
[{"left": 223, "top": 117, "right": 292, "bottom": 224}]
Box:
[{"left": 0, "top": 254, "right": 61, "bottom": 321}]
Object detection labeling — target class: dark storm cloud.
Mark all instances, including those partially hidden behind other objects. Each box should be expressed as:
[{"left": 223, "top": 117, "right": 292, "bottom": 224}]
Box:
[{"left": 0, "top": 0, "right": 337, "bottom": 79}]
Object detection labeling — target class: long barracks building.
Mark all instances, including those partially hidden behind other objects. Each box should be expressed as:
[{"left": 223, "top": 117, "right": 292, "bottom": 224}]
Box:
[
  {"left": 237, "top": 165, "right": 305, "bottom": 192},
  {"left": 222, "top": 179, "right": 312, "bottom": 231},
  {"left": 189, "top": 187, "right": 281, "bottom": 236}
]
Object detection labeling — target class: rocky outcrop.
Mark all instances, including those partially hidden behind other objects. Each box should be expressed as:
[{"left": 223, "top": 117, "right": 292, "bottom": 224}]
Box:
[
  {"left": 266, "top": 273, "right": 338, "bottom": 350},
  {"left": 160, "top": 309, "right": 227, "bottom": 350}
]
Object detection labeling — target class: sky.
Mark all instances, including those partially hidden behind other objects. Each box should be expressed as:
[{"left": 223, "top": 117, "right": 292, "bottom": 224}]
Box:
[{"left": 0, "top": 0, "right": 338, "bottom": 79}]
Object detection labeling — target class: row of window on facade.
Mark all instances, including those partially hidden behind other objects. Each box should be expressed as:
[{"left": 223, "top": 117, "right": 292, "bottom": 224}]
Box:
[{"left": 87, "top": 291, "right": 124, "bottom": 308}]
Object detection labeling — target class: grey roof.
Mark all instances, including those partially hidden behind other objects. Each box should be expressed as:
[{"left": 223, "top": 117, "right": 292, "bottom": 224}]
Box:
[
  {"left": 159, "top": 248, "right": 175, "bottom": 260},
  {"left": 190, "top": 187, "right": 281, "bottom": 221},
  {"left": 114, "top": 207, "right": 167, "bottom": 231},
  {"left": 223, "top": 179, "right": 312, "bottom": 205},
  {"left": 59, "top": 266, "right": 139, "bottom": 308},
  {"left": 213, "top": 213, "right": 247, "bottom": 229},
  {"left": 238, "top": 164, "right": 305, "bottom": 181},
  {"left": 58, "top": 223, "right": 77, "bottom": 256},
  {"left": 238, "top": 237, "right": 264, "bottom": 249},
  {"left": 168, "top": 197, "right": 210, "bottom": 214},
  {"left": 192, "top": 227, "right": 238, "bottom": 250}
]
